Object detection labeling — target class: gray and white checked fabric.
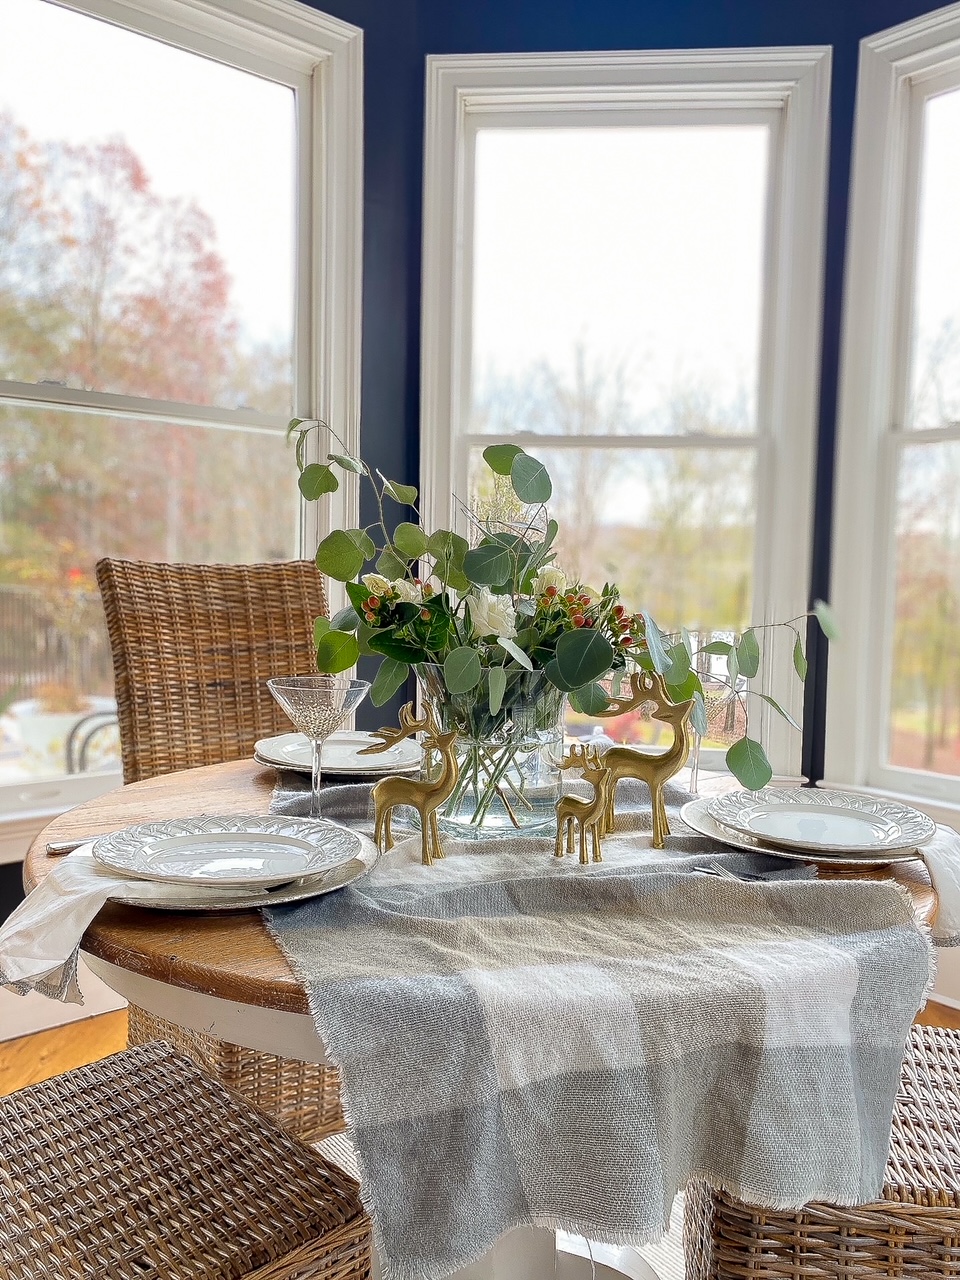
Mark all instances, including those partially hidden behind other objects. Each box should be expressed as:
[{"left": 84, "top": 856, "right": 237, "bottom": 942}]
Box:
[{"left": 265, "top": 778, "right": 933, "bottom": 1280}]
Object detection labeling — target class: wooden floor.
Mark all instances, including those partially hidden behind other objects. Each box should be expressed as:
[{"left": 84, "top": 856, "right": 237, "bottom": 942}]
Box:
[
  {"left": 1, "top": 1000, "right": 959, "bottom": 1097},
  {"left": 0, "top": 1009, "right": 128, "bottom": 1095}
]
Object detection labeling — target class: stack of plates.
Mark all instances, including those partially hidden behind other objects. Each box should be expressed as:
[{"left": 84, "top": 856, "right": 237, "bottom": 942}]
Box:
[
  {"left": 680, "top": 787, "right": 936, "bottom": 866},
  {"left": 89, "top": 814, "right": 378, "bottom": 911},
  {"left": 254, "top": 730, "right": 421, "bottom": 776}
]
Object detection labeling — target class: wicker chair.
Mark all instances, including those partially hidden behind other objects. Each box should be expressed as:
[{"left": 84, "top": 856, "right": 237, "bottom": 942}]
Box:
[
  {"left": 95, "top": 557, "right": 327, "bottom": 785},
  {"left": 0, "top": 1041, "right": 370, "bottom": 1280},
  {"left": 95, "top": 557, "right": 345, "bottom": 1144},
  {"left": 685, "top": 1022, "right": 960, "bottom": 1279}
]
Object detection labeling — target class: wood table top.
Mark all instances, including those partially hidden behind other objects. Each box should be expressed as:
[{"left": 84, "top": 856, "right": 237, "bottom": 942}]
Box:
[{"left": 24, "top": 760, "right": 940, "bottom": 1015}]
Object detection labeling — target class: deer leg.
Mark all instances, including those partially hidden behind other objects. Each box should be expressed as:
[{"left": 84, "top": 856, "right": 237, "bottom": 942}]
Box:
[
  {"left": 603, "top": 779, "right": 617, "bottom": 835},
  {"left": 578, "top": 821, "right": 589, "bottom": 865},
  {"left": 554, "top": 815, "right": 566, "bottom": 858},
  {"left": 382, "top": 807, "right": 396, "bottom": 852},
  {"left": 429, "top": 811, "right": 444, "bottom": 860},
  {"left": 650, "top": 785, "right": 669, "bottom": 850},
  {"left": 566, "top": 818, "right": 575, "bottom": 858},
  {"left": 591, "top": 823, "right": 603, "bottom": 862}
]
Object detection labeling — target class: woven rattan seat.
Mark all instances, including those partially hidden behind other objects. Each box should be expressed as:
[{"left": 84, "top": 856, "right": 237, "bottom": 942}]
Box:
[
  {"left": 685, "top": 1022, "right": 960, "bottom": 1279},
  {"left": 126, "top": 1006, "right": 346, "bottom": 1144},
  {"left": 95, "top": 557, "right": 327, "bottom": 785},
  {"left": 0, "top": 1041, "right": 369, "bottom": 1280}
]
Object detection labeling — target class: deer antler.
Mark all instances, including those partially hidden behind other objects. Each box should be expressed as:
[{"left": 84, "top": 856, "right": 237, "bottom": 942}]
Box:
[
  {"left": 595, "top": 670, "right": 672, "bottom": 719},
  {"left": 560, "top": 742, "right": 605, "bottom": 774},
  {"left": 357, "top": 701, "right": 432, "bottom": 755}
]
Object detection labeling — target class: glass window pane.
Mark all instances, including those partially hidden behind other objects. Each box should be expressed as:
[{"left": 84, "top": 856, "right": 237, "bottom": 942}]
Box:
[
  {"left": 887, "top": 441, "right": 960, "bottom": 776},
  {"left": 0, "top": 405, "right": 298, "bottom": 782},
  {"left": 0, "top": 0, "right": 295, "bottom": 412},
  {"left": 909, "top": 88, "right": 960, "bottom": 429},
  {"left": 469, "top": 444, "right": 755, "bottom": 628},
  {"left": 471, "top": 125, "right": 769, "bottom": 436}
]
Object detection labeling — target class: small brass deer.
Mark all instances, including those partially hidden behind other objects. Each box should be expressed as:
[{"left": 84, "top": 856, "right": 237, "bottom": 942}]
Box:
[
  {"left": 358, "top": 702, "right": 459, "bottom": 866},
  {"left": 595, "top": 670, "right": 694, "bottom": 849},
  {"left": 554, "top": 742, "right": 612, "bottom": 864}
]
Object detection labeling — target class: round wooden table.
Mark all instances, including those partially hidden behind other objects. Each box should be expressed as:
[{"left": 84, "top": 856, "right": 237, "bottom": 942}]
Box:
[
  {"left": 25, "top": 757, "right": 939, "bottom": 1019},
  {"left": 24, "top": 760, "right": 940, "bottom": 1280}
]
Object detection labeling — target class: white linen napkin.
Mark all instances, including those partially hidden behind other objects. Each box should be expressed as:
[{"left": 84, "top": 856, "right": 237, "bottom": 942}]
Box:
[
  {"left": 921, "top": 825, "right": 960, "bottom": 946},
  {"left": 0, "top": 846, "right": 254, "bottom": 1003}
]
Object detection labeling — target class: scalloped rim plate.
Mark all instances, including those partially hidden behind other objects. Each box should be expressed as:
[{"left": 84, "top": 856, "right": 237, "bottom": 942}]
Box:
[
  {"left": 92, "top": 815, "right": 362, "bottom": 887},
  {"left": 706, "top": 787, "right": 935, "bottom": 855},
  {"left": 74, "top": 832, "right": 379, "bottom": 910},
  {"left": 679, "top": 797, "right": 921, "bottom": 866},
  {"left": 254, "top": 731, "right": 422, "bottom": 776}
]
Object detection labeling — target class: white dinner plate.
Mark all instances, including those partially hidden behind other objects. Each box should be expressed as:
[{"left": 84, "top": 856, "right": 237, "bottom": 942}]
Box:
[
  {"left": 92, "top": 815, "right": 362, "bottom": 887},
  {"left": 706, "top": 787, "right": 935, "bottom": 856},
  {"left": 75, "top": 831, "right": 379, "bottom": 910},
  {"left": 679, "top": 797, "right": 921, "bottom": 866},
  {"left": 254, "top": 730, "right": 422, "bottom": 776}
]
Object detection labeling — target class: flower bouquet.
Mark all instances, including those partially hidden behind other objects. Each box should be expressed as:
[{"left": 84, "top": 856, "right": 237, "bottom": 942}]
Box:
[{"left": 288, "top": 420, "right": 834, "bottom": 834}]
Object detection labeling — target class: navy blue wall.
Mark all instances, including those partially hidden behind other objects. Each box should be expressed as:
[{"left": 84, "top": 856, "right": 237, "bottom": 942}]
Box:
[{"left": 308, "top": 0, "right": 945, "bottom": 769}]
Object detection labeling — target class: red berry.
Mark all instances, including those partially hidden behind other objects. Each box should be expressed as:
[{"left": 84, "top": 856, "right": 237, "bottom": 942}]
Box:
[
  {"left": 546, "top": 585, "right": 558, "bottom": 597},
  {"left": 622, "top": 636, "right": 635, "bottom": 646},
  {"left": 572, "top": 613, "right": 585, "bottom": 626}
]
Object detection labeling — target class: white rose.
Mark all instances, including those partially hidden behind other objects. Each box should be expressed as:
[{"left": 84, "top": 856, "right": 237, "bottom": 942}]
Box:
[
  {"left": 532, "top": 566, "right": 566, "bottom": 595},
  {"left": 468, "top": 589, "right": 517, "bottom": 640},
  {"left": 392, "top": 578, "right": 421, "bottom": 603},
  {"left": 360, "top": 573, "right": 391, "bottom": 597}
]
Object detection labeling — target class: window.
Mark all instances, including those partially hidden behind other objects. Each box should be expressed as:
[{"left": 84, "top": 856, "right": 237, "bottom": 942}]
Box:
[
  {"left": 0, "top": 0, "right": 362, "bottom": 815},
  {"left": 827, "top": 2, "right": 960, "bottom": 810},
  {"left": 421, "top": 50, "right": 830, "bottom": 775}
]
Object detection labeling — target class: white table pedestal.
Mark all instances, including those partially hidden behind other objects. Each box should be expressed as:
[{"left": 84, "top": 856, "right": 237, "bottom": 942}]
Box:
[{"left": 85, "top": 955, "right": 665, "bottom": 1280}]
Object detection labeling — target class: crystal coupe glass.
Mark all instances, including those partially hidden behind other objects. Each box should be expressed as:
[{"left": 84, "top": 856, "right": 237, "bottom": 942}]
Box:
[{"left": 267, "top": 676, "right": 370, "bottom": 818}]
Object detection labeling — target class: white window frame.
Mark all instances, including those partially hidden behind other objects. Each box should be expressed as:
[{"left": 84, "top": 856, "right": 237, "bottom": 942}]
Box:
[
  {"left": 0, "top": 0, "right": 363, "bottom": 822},
  {"left": 421, "top": 48, "right": 831, "bottom": 777},
  {"left": 826, "top": 2, "right": 960, "bottom": 817}
]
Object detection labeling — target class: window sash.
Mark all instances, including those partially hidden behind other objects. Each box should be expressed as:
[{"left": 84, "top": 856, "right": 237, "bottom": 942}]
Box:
[
  {"left": 826, "top": 5, "right": 960, "bottom": 805},
  {"left": 0, "top": 0, "right": 363, "bottom": 809},
  {"left": 421, "top": 49, "right": 831, "bottom": 776}
]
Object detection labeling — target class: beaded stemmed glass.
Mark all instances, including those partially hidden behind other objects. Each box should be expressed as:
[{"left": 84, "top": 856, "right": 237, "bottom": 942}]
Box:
[{"left": 267, "top": 676, "right": 370, "bottom": 818}]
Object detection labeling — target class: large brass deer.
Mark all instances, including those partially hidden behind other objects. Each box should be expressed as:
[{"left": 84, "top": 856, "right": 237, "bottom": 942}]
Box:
[
  {"left": 595, "top": 671, "right": 694, "bottom": 849},
  {"left": 554, "top": 743, "right": 612, "bottom": 864},
  {"left": 358, "top": 702, "right": 459, "bottom": 866}
]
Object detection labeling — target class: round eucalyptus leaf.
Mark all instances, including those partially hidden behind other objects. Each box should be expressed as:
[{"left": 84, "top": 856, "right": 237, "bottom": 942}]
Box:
[
  {"left": 735, "top": 628, "right": 760, "bottom": 679},
  {"left": 510, "top": 452, "right": 552, "bottom": 504},
  {"left": 443, "top": 645, "right": 483, "bottom": 694},
  {"left": 483, "top": 443, "right": 523, "bottom": 476},
  {"left": 382, "top": 478, "right": 418, "bottom": 505},
  {"left": 370, "top": 657, "right": 409, "bottom": 706},
  {"left": 393, "top": 522, "right": 428, "bottom": 559},
  {"left": 552, "top": 629, "right": 614, "bottom": 691},
  {"left": 298, "top": 463, "right": 339, "bottom": 500},
  {"left": 328, "top": 452, "right": 364, "bottom": 474},
  {"left": 725, "top": 736, "right": 773, "bottom": 790},
  {"left": 568, "top": 682, "right": 609, "bottom": 715},
  {"left": 376, "top": 548, "right": 407, "bottom": 581},
  {"left": 315, "top": 530, "right": 366, "bottom": 582},
  {"left": 488, "top": 666, "right": 507, "bottom": 716},
  {"left": 315, "top": 629, "right": 360, "bottom": 674},
  {"left": 463, "top": 543, "right": 512, "bottom": 586}
]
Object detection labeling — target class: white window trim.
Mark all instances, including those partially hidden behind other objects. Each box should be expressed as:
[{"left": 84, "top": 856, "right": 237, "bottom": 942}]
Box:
[
  {"left": 0, "top": 0, "right": 363, "bottom": 817},
  {"left": 825, "top": 2, "right": 960, "bottom": 804},
  {"left": 420, "top": 48, "right": 830, "bottom": 776}
]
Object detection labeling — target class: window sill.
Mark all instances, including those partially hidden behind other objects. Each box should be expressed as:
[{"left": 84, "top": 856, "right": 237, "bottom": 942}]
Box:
[{"left": 0, "top": 772, "right": 122, "bottom": 866}]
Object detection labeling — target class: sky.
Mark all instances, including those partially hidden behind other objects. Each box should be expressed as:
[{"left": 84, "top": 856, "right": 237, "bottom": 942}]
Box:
[
  {"left": 471, "top": 124, "right": 769, "bottom": 430},
  {"left": 1, "top": 0, "right": 296, "bottom": 350}
]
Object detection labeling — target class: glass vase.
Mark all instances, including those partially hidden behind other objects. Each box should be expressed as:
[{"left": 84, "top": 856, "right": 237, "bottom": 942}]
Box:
[{"left": 416, "top": 664, "right": 566, "bottom": 840}]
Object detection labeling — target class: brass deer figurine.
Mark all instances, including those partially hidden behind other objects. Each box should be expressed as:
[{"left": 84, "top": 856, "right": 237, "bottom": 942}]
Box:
[
  {"left": 358, "top": 702, "right": 459, "bottom": 866},
  {"left": 554, "top": 742, "right": 612, "bottom": 864},
  {"left": 595, "top": 670, "right": 694, "bottom": 849}
]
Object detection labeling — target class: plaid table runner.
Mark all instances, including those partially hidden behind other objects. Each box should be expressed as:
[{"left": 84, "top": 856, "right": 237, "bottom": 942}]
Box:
[{"left": 266, "top": 779, "right": 931, "bottom": 1280}]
